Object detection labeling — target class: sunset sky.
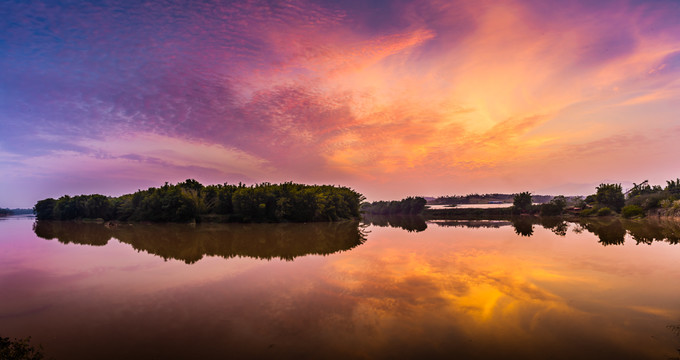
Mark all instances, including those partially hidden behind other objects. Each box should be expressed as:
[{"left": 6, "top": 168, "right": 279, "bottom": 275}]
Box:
[{"left": 1, "top": 0, "right": 679, "bottom": 207}]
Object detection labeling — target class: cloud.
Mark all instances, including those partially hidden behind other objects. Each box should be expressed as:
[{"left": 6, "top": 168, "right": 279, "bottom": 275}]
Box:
[
  {"left": 0, "top": 133, "right": 274, "bottom": 206},
  {"left": 2, "top": 0, "right": 680, "bottom": 203}
]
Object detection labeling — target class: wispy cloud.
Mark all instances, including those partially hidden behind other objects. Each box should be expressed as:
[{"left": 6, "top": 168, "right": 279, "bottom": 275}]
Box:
[{"left": 1, "top": 0, "right": 680, "bottom": 205}]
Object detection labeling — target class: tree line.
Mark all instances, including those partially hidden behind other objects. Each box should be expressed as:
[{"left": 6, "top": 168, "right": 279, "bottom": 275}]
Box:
[
  {"left": 34, "top": 180, "right": 364, "bottom": 223},
  {"left": 0, "top": 208, "right": 34, "bottom": 216},
  {"left": 430, "top": 193, "right": 552, "bottom": 205},
  {"left": 511, "top": 192, "right": 568, "bottom": 216},
  {"left": 360, "top": 197, "right": 427, "bottom": 215},
  {"left": 511, "top": 178, "right": 680, "bottom": 218}
]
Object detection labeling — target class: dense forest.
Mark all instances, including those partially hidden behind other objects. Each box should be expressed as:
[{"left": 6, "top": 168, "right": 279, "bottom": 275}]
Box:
[
  {"left": 0, "top": 208, "right": 11, "bottom": 216},
  {"left": 360, "top": 197, "right": 427, "bottom": 215},
  {"left": 33, "top": 180, "right": 364, "bottom": 223}
]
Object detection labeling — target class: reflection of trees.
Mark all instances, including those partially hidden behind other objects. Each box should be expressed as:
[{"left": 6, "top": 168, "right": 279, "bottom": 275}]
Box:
[
  {"left": 361, "top": 214, "right": 427, "bottom": 232},
  {"left": 363, "top": 213, "right": 680, "bottom": 247},
  {"left": 511, "top": 217, "right": 534, "bottom": 237},
  {"left": 34, "top": 221, "right": 111, "bottom": 246},
  {"left": 580, "top": 219, "right": 626, "bottom": 246},
  {"left": 540, "top": 217, "right": 569, "bottom": 236},
  {"left": 622, "top": 218, "right": 680, "bottom": 245},
  {"left": 575, "top": 218, "right": 680, "bottom": 246},
  {"left": 431, "top": 220, "right": 512, "bottom": 228},
  {"left": 432, "top": 217, "right": 568, "bottom": 237},
  {"left": 33, "top": 220, "right": 367, "bottom": 263}
]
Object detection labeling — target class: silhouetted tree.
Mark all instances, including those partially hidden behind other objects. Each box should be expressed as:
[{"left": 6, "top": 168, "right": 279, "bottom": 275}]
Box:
[
  {"left": 666, "top": 178, "right": 680, "bottom": 195},
  {"left": 595, "top": 183, "right": 625, "bottom": 212},
  {"left": 361, "top": 197, "right": 427, "bottom": 215},
  {"left": 513, "top": 192, "right": 532, "bottom": 213},
  {"left": 540, "top": 195, "right": 567, "bottom": 216}
]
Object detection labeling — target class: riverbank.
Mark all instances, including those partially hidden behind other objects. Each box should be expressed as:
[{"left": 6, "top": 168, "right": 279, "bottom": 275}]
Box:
[
  {"left": 648, "top": 207, "right": 680, "bottom": 219},
  {"left": 424, "top": 206, "right": 680, "bottom": 222}
]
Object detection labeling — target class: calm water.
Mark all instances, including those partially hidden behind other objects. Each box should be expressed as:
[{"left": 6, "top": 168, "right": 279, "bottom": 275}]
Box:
[{"left": 1, "top": 215, "right": 680, "bottom": 359}]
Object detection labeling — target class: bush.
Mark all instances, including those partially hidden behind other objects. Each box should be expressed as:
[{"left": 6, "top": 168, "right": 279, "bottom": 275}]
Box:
[
  {"left": 597, "top": 207, "right": 612, "bottom": 216},
  {"left": 540, "top": 202, "right": 562, "bottom": 216},
  {"left": 627, "top": 191, "right": 671, "bottom": 211},
  {"left": 579, "top": 208, "right": 595, "bottom": 217},
  {"left": 621, "top": 205, "right": 644, "bottom": 218}
]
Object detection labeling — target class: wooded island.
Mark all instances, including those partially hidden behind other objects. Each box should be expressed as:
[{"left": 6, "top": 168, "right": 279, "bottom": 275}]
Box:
[{"left": 33, "top": 180, "right": 363, "bottom": 223}]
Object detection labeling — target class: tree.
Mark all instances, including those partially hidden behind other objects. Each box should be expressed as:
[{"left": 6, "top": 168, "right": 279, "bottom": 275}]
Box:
[
  {"left": 585, "top": 194, "right": 597, "bottom": 204},
  {"left": 361, "top": 197, "right": 427, "bottom": 215},
  {"left": 540, "top": 195, "right": 566, "bottom": 216},
  {"left": 85, "top": 194, "right": 112, "bottom": 219},
  {"left": 551, "top": 195, "right": 567, "bottom": 210},
  {"left": 667, "top": 178, "right": 680, "bottom": 195},
  {"left": 513, "top": 192, "right": 532, "bottom": 212},
  {"left": 595, "top": 183, "right": 625, "bottom": 212},
  {"left": 34, "top": 198, "right": 57, "bottom": 220}
]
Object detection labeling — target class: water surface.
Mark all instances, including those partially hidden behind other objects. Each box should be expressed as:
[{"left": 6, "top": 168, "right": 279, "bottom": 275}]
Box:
[{"left": 1, "top": 215, "right": 679, "bottom": 359}]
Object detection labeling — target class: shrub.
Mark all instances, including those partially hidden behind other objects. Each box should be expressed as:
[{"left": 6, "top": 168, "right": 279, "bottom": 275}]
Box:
[
  {"left": 540, "top": 202, "right": 562, "bottom": 216},
  {"left": 597, "top": 207, "right": 612, "bottom": 216},
  {"left": 627, "top": 191, "right": 671, "bottom": 211},
  {"left": 660, "top": 199, "right": 673, "bottom": 208},
  {"left": 621, "top": 205, "right": 644, "bottom": 218},
  {"left": 579, "top": 208, "right": 595, "bottom": 217},
  {"left": 642, "top": 193, "right": 666, "bottom": 210}
]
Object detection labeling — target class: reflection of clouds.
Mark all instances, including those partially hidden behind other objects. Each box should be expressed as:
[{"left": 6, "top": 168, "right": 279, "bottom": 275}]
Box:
[
  {"left": 4, "top": 220, "right": 680, "bottom": 358},
  {"left": 320, "top": 227, "right": 680, "bottom": 358},
  {"left": 328, "top": 247, "right": 566, "bottom": 326}
]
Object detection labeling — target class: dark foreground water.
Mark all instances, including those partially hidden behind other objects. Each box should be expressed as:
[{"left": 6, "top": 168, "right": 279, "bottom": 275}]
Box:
[{"left": 1, "top": 215, "right": 679, "bottom": 359}]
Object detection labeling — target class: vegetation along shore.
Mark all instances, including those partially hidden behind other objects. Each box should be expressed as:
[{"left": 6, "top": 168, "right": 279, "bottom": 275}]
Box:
[
  {"left": 425, "top": 179, "right": 680, "bottom": 220},
  {"left": 30, "top": 178, "right": 679, "bottom": 223},
  {"left": 33, "top": 180, "right": 363, "bottom": 223}
]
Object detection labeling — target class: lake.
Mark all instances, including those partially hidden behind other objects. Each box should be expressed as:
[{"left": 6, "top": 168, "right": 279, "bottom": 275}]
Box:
[{"left": 1, "top": 215, "right": 679, "bottom": 359}]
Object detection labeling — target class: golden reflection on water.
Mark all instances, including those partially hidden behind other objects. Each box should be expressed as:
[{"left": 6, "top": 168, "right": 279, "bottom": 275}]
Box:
[
  {"left": 322, "top": 223, "right": 680, "bottom": 359},
  {"left": 0, "top": 217, "right": 679, "bottom": 359}
]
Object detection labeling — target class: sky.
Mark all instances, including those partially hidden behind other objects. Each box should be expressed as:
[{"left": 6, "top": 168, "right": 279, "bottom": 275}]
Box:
[{"left": 1, "top": 0, "right": 679, "bottom": 207}]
